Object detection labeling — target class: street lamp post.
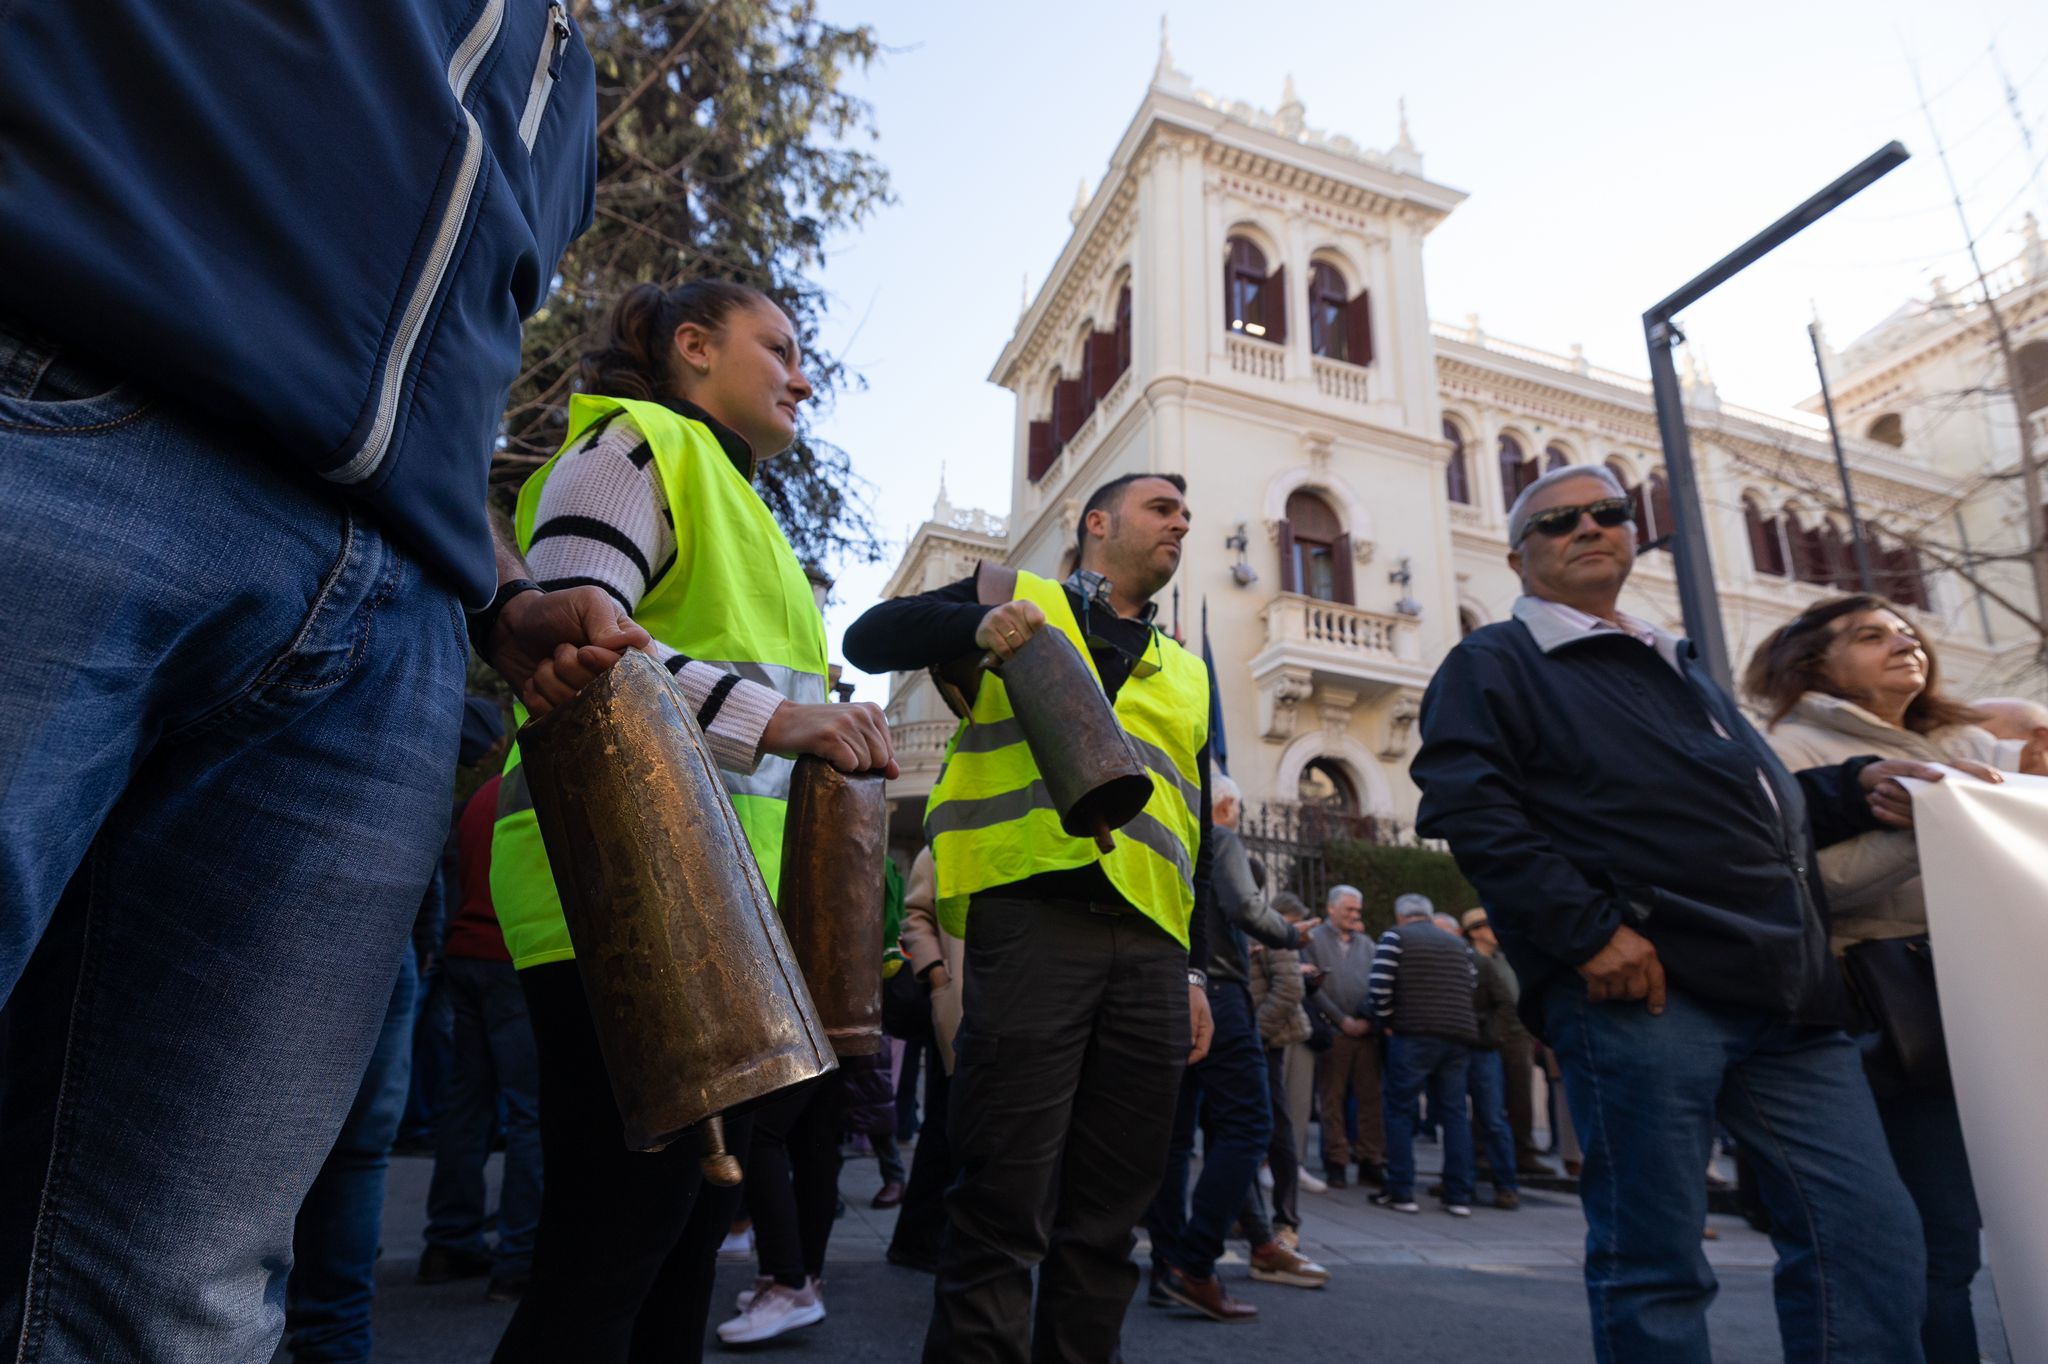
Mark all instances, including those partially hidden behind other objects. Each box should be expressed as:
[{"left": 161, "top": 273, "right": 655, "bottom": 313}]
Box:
[
  {"left": 1643, "top": 141, "right": 1910, "bottom": 687},
  {"left": 1808, "top": 320, "right": 1877, "bottom": 594}
]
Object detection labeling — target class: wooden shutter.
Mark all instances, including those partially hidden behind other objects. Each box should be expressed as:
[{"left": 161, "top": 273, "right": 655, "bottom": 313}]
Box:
[
  {"left": 1331, "top": 533, "right": 1356, "bottom": 605},
  {"left": 1263, "top": 265, "right": 1287, "bottom": 344},
  {"left": 1344, "top": 289, "right": 1374, "bottom": 366},
  {"left": 1027, "top": 421, "right": 1053, "bottom": 482},
  {"left": 1053, "top": 378, "right": 1086, "bottom": 446},
  {"left": 1087, "top": 328, "right": 1120, "bottom": 400},
  {"left": 1744, "top": 503, "right": 1775, "bottom": 574},
  {"left": 1276, "top": 519, "right": 1298, "bottom": 593}
]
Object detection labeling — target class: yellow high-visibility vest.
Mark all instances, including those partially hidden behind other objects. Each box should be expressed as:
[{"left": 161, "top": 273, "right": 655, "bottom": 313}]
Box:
[
  {"left": 923, "top": 570, "right": 1207, "bottom": 945},
  {"left": 491, "top": 394, "right": 829, "bottom": 970}
]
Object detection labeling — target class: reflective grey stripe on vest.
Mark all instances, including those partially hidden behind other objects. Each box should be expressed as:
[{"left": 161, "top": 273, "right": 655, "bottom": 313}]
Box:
[
  {"left": 923, "top": 780, "right": 1193, "bottom": 886},
  {"left": 497, "top": 660, "right": 827, "bottom": 812},
  {"left": 948, "top": 716, "right": 1200, "bottom": 818}
]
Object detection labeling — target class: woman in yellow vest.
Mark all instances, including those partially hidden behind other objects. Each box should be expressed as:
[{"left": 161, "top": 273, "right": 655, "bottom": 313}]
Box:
[{"left": 488, "top": 280, "right": 895, "bottom": 1364}]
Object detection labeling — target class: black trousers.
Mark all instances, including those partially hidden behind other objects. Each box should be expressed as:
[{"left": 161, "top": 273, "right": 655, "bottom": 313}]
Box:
[
  {"left": 890, "top": 1040, "right": 953, "bottom": 1264},
  {"left": 742, "top": 1071, "right": 845, "bottom": 1287},
  {"left": 923, "top": 897, "right": 1189, "bottom": 1364},
  {"left": 492, "top": 962, "right": 747, "bottom": 1364}
]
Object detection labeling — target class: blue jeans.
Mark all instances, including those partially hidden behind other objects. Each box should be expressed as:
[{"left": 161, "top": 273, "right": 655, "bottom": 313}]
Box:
[
  {"left": 285, "top": 953, "right": 420, "bottom": 1362},
  {"left": 1468, "top": 1049, "right": 1519, "bottom": 1193},
  {"left": 1145, "top": 981, "right": 1272, "bottom": 1279},
  {"left": 1544, "top": 983, "right": 1927, "bottom": 1364},
  {"left": 1382, "top": 1035, "right": 1475, "bottom": 1205},
  {"left": 0, "top": 327, "right": 468, "bottom": 1362},
  {"left": 425, "top": 955, "right": 542, "bottom": 1276},
  {"left": 1875, "top": 1088, "right": 1980, "bottom": 1364}
]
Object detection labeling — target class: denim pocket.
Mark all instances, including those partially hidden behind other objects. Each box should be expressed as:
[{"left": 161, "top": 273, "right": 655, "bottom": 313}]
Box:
[{"left": 0, "top": 326, "right": 150, "bottom": 433}]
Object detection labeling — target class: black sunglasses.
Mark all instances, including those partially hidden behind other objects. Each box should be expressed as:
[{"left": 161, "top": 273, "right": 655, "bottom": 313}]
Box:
[{"left": 1518, "top": 497, "right": 1633, "bottom": 545}]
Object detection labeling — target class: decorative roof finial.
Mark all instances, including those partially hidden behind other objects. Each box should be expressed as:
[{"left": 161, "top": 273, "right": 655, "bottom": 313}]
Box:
[
  {"left": 1396, "top": 96, "right": 1417, "bottom": 153},
  {"left": 1277, "top": 73, "right": 1305, "bottom": 135},
  {"left": 2022, "top": 210, "right": 2046, "bottom": 280},
  {"left": 1069, "top": 177, "right": 1091, "bottom": 226},
  {"left": 1152, "top": 14, "right": 1188, "bottom": 87},
  {"left": 934, "top": 462, "right": 952, "bottom": 520}
]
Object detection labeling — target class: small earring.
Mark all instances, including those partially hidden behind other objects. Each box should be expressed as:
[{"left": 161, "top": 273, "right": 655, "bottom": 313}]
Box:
[{"left": 695, "top": 364, "right": 710, "bottom": 376}]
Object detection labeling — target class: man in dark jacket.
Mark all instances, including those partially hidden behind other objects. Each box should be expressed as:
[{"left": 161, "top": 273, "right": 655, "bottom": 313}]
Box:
[
  {"left": 1412, "top": 465, "right": 1955, "bottom": 1363},
  {"left": 0, "top": 11, "right": 633, "bottom": 1360},
  {"left": 1364, "top": 896, "right": 1480, "bottom": 1217},
  {"left": 1144, "top": 773, "right": 1326, "bottom": 1320}
]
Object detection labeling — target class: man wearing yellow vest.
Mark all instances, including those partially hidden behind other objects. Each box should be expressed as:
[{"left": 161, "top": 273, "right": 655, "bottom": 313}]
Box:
[{"left": 845, "top": 472, "right": 1216, "bottom": 1364}]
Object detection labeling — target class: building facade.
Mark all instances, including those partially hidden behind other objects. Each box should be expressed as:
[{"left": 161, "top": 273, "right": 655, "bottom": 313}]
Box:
[{"left": 872, "top": 45, "right": 2048, "bottom": 852}]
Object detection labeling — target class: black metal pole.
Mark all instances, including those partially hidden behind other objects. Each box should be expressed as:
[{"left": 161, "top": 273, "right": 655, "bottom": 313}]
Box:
[
  {"left": 1644, "top": 316, "right": 1732, "bottom": 685},
  {"left": 1808, "top": 321, "right": 1876, "bottom": 593},
  {"left": 1643, "top": 141, "right": 1909, "bottom": 688}
]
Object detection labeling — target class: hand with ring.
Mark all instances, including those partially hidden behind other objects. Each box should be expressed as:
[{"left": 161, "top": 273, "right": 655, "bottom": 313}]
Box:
[{"left": 974, "top": 599, "right": 1048, "bottom": 663}]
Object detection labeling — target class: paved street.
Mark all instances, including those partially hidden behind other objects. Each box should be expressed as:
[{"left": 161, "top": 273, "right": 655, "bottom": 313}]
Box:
[{"left": 351, "top": 1141, "right": 2010, "bottom": 1362}]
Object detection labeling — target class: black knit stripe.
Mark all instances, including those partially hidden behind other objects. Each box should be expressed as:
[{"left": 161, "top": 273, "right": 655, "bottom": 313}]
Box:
[
  {"left": 650, "top": 551, "right": 678, "bottom": 587},
  {"left": 537, "top": 575, "right": 633, "bottom": 613},
  {"left": 664, "top": 653, "right": 691, "bottom": 675},
  {"left": 697, "top": 674, "right": 742, "bottom": 729},
  {"left": 577, "top": 409, "right": 622, "bottom": 448},
  {"left": 529, "top": 515, "right": 653, "bottom": 583},
  {"left": 625, "top": 441, "right": 655, "bottom": 470}
]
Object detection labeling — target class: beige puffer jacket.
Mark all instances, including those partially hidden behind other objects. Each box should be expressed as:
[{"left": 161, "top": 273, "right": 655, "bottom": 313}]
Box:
[{"left": 1761, "top": 692, "right": 2011, "bottom": 952}]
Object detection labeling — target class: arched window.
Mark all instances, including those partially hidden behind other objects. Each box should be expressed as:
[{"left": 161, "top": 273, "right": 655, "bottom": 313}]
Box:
[
  {"left": 1307, "top": 261, "right": 1373, "bottom": 365},
  {"left": 1278, "top": 489, "right": 1353, "bottom": 603},
  {"left": 1744, "top": 496, "right": 1788, "bottom": 577},
  {"left": 1225, "top": 236, "right": 1285, "bottom": 342},
  {"left": 1866, "top": 413, "right": 1905, "bottom": 447},
  {"left": 1874, "top": 536, "right": 1929, "bottom": 609},
  {"left": 1297, "top": 757, "right": 1359, "bottom": 813},
  {"left": 1443, "top": 418, "right": 1472, "bottom": 505},
  {"left": 1788, "top": 519, "right": 1828, "bottom": 584},
  {"left": 1113, "top": 283, "right": 1133, "bottom": 376},
  {"left": 1544, "top": 443, "right": 1570, "bottom": 471},
  {"left": 1498, "top": 434, "right": 1537, "bottom": 509}
]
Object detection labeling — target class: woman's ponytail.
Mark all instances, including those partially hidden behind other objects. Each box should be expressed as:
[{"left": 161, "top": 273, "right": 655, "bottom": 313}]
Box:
[{"left": 578, "top": 279, "right": 771, "bottom": 402}]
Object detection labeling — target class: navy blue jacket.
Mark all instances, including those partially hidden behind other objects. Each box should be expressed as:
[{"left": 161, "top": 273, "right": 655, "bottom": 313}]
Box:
[
  {"left": 1412, "top": 618, "right": 1880, "bottom": 1035},
  {"left": 0, "top": 1, "right": 598, "bottom": 606}
]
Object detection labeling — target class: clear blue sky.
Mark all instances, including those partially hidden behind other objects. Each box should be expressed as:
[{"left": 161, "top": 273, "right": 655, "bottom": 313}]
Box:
[{"left": 801, "top": 0, "right": 2048, "bottom": 696}]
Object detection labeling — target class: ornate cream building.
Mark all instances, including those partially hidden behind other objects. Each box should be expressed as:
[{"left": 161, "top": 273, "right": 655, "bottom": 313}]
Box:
[{"left": 870, "top": 38, "right": 2048, "bottom": 850}]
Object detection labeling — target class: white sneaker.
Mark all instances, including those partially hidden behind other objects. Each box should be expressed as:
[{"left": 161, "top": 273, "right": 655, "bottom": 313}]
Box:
[
  {"left": 1298, "top": 1170, "right": 1329, "bottom": 1194},
  {"left": 1445, "top": 1204, "right": 1473, "bottom": 1218},
  {"left": 734, "top": 1275, "right": 773, "bottom": 1311},
  {"left": 1257, "top": 1164, "right": 1275, "bottom": 1190},
  {"left": 716, "top": 1226, "right": 754, "bottom": 1259},
  {"left": 717, "top": 1279, "right": 825, "bottom": 1345}
]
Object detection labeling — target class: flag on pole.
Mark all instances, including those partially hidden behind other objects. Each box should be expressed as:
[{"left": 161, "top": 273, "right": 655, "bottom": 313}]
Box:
[{"left": 1201, "top": 597, "right": 1229, "bottom": 776}]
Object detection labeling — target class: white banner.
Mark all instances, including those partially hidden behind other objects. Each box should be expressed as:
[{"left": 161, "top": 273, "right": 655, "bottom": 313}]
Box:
[{"left": 1910, "top": 769, "right": 2048, "bottom": 1363}]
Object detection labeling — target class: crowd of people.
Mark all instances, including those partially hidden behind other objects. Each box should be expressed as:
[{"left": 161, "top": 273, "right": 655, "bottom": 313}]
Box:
[{"left": 1, "top": 10, "right": 2042, "bottom": 1364}]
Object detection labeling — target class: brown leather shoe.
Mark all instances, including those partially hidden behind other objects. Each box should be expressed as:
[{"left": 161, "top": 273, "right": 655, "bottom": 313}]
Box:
[
  {"left": 1249, "top": 1241, "right": 1329, "bottom": 1288},
  {"left": 1159, "top": 1265, "right": 1259, "bottom": 1321},
  {"left": 870, "top": 1181, "right": 906, "bottom": 1209}
]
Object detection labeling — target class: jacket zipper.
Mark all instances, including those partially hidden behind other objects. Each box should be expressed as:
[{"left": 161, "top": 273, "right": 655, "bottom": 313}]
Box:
[
  {"left": 518, "top": 5, "right": 571, "bottom": 152},
  {"left": 329, "top": 0, "right": 506, "bottom": 485}
]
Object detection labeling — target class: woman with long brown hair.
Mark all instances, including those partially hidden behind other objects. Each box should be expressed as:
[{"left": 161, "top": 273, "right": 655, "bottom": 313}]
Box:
[
  {"left": 1745, "top": 592, "right": 2020, "bottom": 1364},
  {"left": 487, "top": 279, "right": 895, "bottom": 1362}
]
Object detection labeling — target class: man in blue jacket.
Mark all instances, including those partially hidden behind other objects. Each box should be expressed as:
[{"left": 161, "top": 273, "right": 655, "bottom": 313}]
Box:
[
  {"left": 1412, "top": 465, "right": 1963, "bottom": 1364},
  {"left": 0, "top": 8, "right": 639, "bottom": 1360}
]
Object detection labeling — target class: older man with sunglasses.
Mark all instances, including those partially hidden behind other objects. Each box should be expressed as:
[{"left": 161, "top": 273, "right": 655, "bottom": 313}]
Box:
[{"left": 1411, "top": 465, "right": 1960, "bottom": 1364}]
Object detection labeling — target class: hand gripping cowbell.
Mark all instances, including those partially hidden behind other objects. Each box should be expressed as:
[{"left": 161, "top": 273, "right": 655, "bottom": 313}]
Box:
[
  {"left": 779, "top": 756, "right": 888, "bottom": 1057},
  {"left": 996, "top": 628, "right": 1152, "bottom": 853},
  {"left": 515, "top": 651, "right": 835, "bottom": 1182}
]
